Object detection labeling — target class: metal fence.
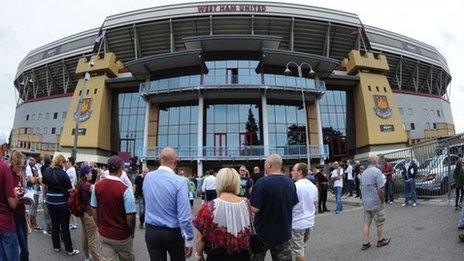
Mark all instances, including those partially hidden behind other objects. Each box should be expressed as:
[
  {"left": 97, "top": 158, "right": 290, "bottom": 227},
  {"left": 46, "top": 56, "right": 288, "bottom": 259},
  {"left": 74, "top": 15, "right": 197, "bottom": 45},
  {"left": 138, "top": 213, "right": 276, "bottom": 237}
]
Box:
[{"left": 379, "top": 133, "right": 464, "bottom": 199}]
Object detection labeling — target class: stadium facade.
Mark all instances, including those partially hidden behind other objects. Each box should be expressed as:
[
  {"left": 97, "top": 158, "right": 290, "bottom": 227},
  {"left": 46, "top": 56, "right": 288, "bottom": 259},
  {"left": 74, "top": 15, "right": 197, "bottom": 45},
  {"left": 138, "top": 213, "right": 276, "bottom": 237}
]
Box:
[{"left": 10, "top": 1, "right": 454, "bottom": 173}]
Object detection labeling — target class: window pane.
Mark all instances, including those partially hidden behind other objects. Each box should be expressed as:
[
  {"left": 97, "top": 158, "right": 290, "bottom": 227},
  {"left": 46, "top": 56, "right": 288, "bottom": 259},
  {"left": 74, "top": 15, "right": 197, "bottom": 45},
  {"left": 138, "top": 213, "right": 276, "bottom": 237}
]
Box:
[
  {"left": 169, "top": 107, "right": 179, "bottom": 125},
  {"left": 227, "top": 105, "right": 239, "bottom": 123}
]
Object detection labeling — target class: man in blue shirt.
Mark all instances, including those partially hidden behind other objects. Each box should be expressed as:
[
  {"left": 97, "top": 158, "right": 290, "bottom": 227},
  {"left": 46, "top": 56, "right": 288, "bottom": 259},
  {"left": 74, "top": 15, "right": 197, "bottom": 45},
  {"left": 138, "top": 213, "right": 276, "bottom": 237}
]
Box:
[{"left": 143, "top": 147, "right": 193, "bottom": 261}]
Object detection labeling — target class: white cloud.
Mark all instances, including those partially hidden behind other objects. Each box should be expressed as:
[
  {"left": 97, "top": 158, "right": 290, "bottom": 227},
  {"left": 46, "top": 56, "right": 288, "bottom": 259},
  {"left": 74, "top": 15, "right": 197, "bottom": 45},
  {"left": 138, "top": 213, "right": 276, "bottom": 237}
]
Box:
[{"left": 0, "top": 0, "right": 463, "bottom": 136}]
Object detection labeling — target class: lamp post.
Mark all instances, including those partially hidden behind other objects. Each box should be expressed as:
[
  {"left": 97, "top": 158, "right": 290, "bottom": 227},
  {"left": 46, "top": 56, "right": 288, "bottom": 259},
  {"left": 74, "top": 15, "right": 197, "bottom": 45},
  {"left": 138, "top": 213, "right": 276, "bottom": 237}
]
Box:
[
  {"left": 284, "top": 61, "right": 315, "bottom": 168},
  {"left": 71, "top": 57, "right": 95, "bottom": 160}
]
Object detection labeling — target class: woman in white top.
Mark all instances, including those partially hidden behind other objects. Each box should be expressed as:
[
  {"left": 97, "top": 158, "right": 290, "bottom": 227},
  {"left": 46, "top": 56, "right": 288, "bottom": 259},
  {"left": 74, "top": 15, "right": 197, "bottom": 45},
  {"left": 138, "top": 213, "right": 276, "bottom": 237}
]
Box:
[{"left": 194, "top": 168, "right": 253, "bottom": 261}]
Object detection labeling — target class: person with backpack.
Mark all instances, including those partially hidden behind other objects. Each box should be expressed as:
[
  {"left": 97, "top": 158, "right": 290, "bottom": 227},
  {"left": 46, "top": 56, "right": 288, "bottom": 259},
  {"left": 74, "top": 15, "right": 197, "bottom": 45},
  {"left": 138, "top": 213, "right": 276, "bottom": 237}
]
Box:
[
  {"left": 74, "top": 165, "right": 101, "bottom": 261},
  {"left": 42, "top": 154, "right": 79, "bottom": 256}
]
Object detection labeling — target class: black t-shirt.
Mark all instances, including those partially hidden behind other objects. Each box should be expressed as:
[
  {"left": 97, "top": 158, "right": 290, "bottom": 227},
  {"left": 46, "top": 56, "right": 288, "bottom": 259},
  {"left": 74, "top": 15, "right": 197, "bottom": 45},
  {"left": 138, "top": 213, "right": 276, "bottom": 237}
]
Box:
[
  {"left": 250, "top": 174, "right": 298, "bottom": 245},
  {"left": 42, "top": 167, "right": 72, "bottom": 205},
  {"left": 134, "top": 175, "right": 144, "bottom": 198},
  {"left": 250, "top": 172, "right": 263, "bottom": 184}
]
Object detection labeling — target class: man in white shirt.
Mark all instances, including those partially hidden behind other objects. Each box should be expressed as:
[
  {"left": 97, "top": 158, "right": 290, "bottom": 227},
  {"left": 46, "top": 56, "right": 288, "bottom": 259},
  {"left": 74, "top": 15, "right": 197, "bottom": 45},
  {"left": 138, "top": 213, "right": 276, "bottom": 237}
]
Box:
[
  {"left": 331, "top": 161, "right": 344, "bottom": 214},
  {"left": 290, "top": 163, "right": 318, "bottom": 261},
  {"left": 26, "top": 156, "right": 42, "bottom": 230},
  {"left": 201, "top": 170, "right": 217, "bottom": 201},
  {"left": 66, "top": 157, "right": 78, "bottom": 230},
  {"left": 345, "top": 160, "right": 355, "bottom": 197},
  {"left": 101, "top": 169, "right": 133, "bottom": 188},
  {"left": 66, "top": 157, "right": 77, "bottom": 188}
]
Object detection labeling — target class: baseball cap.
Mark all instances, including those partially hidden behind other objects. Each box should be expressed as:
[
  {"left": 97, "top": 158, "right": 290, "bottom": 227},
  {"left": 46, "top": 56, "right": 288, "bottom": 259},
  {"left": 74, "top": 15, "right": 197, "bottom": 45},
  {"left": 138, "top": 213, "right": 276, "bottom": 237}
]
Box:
[
  {"left": 0, "top": 132, "right": 7, "bottom": 146},
  {"left": 107, "top": 156, "right": 124, "bottom": 172},
  {"left": 80, "top": 165, "right": 92, "bottom": 175}
]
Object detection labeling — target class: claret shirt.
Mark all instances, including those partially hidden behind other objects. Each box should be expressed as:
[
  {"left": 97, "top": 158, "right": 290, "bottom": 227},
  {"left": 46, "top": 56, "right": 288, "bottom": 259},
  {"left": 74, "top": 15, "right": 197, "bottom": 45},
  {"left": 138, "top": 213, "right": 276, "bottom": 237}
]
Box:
[{"left": 0, "top": 160, "right": 15, "bottom": 232}]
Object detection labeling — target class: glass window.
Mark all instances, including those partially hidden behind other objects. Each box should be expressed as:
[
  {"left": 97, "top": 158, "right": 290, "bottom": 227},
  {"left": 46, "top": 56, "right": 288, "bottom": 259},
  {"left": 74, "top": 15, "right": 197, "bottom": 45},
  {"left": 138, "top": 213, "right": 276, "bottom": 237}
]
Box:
[
  {"left": 410, "top": 123, "right": 415, "bottom": 130},
  {"left": 157, "top": 105, "right": 199, "bottom": 154}
]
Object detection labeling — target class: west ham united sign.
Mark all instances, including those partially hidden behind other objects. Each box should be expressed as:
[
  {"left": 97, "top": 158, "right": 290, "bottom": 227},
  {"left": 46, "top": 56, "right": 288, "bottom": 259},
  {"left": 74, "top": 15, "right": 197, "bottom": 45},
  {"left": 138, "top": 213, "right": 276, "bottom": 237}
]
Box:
[
  {"left": 197, "top": 4, "right": 267, "bottom": 13},
  {"left": 373, "top": 95, "right": 392, "bottom": 119},
  {"left": 74, "top": 97, "right": 93, "bottom": 122}
]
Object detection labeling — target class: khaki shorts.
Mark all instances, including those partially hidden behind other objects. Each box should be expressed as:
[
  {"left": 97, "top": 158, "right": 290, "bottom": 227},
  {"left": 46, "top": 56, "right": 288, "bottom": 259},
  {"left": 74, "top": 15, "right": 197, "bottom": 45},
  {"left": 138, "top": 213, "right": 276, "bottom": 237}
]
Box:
[
  {"left": 290, "top": 228, "right": 311, "bottom": 257},
  {"left": 364, "top": 207, "right": 386, "bottom": 227}
]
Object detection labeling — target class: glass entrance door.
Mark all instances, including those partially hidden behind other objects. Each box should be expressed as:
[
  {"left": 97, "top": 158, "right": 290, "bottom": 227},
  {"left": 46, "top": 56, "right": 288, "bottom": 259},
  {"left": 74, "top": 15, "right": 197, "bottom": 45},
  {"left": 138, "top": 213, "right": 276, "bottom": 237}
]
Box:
[
  {"left": 214, "top": 133, "right": 227, "bottom": 156},
  {"left": 120, "top": 139, "right": 135, "bottom": 157}
]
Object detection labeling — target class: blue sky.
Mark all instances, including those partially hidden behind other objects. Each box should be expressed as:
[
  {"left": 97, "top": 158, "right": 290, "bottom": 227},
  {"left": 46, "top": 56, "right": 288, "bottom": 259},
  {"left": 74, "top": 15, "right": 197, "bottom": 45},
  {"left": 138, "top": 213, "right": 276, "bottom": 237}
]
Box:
[{"left": 0, "top": 0, "right": 463, "bottom": 137}]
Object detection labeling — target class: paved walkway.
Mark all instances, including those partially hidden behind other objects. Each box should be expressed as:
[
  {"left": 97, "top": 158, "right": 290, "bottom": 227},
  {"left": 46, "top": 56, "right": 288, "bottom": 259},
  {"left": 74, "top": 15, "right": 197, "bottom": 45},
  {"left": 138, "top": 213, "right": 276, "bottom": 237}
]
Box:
[{"left": 28, "top": 200, "right": 462, "bottom": 260}]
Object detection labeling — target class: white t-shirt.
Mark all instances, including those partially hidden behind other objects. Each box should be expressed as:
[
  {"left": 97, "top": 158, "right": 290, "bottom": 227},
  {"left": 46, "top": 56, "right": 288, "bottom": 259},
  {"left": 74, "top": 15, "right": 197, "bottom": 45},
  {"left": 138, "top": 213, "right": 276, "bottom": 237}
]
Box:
[
  {"left": 332, "top": 168, "right": 344, "bottom": 188},
  {"left": 345, "top": 165, "right": 353, "bottom": 181},
  {"left": 292, "top": 178, "right": 318, "bottom": 229},
  {"left": 201, "top": 175, "right": 216, "bottom": 192},
  {"left": 26, "top": 163, "right": 42, "bottom": 195},
  {"left": 101, "top": 170, "right": 133, "bottom": 188},
  {"left": 66, "top": 167, "right": 77, "bottom": 187}
]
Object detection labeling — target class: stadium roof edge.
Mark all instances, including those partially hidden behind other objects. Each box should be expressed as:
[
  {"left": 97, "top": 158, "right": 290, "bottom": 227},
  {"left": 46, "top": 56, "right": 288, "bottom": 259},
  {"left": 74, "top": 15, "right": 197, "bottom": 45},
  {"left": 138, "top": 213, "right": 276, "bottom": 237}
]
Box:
[{"left": 102, "top": 0, "right": 362, "bottom": 29}]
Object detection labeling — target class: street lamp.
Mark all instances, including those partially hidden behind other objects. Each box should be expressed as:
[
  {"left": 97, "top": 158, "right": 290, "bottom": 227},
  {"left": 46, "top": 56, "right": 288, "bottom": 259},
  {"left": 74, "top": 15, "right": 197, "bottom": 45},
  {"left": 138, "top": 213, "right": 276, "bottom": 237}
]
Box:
[
  {"left": 284, "top": 61, "right": 315, "bottom": 168},
  {"left": 71, "top": 57, "right": 95, "bottom": 160}
]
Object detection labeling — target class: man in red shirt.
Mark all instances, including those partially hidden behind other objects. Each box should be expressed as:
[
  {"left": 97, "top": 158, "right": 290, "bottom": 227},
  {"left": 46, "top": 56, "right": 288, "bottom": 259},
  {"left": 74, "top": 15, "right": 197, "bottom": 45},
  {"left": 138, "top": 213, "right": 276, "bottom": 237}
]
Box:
[
  {"left": 0, "top": 133, "right": 19, "bottom": 261},
  {"left": 91, "top": 156, "right": 136, "bottom": 261},
  {"left": 381, "top": 160, "right": 394, "bottom": 204}
]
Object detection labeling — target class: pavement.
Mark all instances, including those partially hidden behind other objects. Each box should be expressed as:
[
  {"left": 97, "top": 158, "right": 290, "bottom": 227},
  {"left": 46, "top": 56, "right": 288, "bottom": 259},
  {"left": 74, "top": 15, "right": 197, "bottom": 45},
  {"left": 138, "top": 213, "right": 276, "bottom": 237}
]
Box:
[{"left": 28, "top": 199, "right": 463, "bottom": 261}]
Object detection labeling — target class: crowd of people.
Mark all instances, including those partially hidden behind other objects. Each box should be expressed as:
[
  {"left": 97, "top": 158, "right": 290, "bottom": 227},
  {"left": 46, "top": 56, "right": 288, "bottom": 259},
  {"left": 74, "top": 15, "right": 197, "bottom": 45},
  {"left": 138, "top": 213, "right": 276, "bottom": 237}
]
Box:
[{"left": 2, "top": 129, "right": 464, "bottom": 260}]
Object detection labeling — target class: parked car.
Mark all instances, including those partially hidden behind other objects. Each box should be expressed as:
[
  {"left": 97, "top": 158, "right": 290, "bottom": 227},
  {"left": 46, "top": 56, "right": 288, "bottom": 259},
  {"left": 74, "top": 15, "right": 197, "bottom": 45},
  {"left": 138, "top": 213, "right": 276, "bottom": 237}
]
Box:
[{"left": 415, "top": 154, "right": 459, "bottom": 196}]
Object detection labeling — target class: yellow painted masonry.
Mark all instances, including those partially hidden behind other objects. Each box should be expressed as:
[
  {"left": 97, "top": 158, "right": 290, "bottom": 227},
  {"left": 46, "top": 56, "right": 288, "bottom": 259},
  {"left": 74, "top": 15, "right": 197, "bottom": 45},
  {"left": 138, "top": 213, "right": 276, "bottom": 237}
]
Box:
[
  {"left": 354, "top": 72, "right": 407, "bottom": 148},
  {"left": 148, "top": 103, "right": 159, "bottom": 149},
  {"left": 307, "top": 102, "right": 319, "bottom": 146},
  {"left": 60, "top": 53, "right": 120, "bottom": 152},
  {"left": 343, "top": 50, "right": 407, "bottom": 149}
]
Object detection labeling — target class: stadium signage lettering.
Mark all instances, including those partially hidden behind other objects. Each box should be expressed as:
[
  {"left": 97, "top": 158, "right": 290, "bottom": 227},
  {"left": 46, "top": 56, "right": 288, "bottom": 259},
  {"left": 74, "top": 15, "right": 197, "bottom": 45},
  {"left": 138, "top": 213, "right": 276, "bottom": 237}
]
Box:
[
  {"left": 380, "top": 124, "right": 395, "bottom": 132},
  {"left": 197, "top": 4, "right": 267, "bottom": 13}
]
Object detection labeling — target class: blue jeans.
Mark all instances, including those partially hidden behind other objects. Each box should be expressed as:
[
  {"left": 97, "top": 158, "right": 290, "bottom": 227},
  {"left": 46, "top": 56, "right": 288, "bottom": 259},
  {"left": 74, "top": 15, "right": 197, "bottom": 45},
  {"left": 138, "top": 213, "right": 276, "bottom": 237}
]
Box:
[
  {"left": 386, "top": 180, "right": 394, "bottom": 202},
  {"left": 15, "top": 217, "right": 28, "bottom": 261},
  {"left": 404, "top": 179, "right": 417, "bottom": 204},
  {"left": 459, "top": 205, "right": 464, "bottom": 229},
  {"left": 334, "top": 186, "right": 343, "bottom": 213},
  {"left": 0, "top": 230, "right": 19, "bottom": 261}
]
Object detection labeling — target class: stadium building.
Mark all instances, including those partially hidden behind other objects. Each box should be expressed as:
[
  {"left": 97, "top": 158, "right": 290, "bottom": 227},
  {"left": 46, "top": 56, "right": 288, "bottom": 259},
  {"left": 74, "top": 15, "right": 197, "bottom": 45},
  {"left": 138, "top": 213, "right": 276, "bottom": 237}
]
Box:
[{"left": 10, "top": 1, "right": 454, "bottom": 173}]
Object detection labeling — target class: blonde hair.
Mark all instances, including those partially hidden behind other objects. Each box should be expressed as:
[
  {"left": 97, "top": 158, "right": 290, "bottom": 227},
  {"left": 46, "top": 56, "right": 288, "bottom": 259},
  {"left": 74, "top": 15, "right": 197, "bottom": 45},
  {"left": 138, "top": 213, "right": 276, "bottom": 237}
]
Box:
[
  {"left": 215, "top": 168, "right": 241, "bottom": 195},
  {"left": 10, "top": 150, "right": 24, "bottom": 173},
  {"left": 51, "top": 154, "right": 66, "bottom": 169}
]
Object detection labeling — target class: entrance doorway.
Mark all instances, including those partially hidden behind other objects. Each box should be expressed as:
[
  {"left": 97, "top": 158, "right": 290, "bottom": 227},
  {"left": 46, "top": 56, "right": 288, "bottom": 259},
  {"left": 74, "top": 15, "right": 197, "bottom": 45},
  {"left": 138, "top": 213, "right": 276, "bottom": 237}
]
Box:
[
  {"left": 214, "top": 133, "right": 227, "bottom": 156},
  {"left": 120, "top": 139, "right": 135, "bottom": 157}
]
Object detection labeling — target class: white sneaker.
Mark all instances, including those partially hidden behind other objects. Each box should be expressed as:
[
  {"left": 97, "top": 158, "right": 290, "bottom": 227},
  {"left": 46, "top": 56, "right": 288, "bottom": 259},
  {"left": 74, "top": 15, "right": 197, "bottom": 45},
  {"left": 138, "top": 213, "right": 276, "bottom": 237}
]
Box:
[
  {"left": 402, "top": 203, "right": 407, "bottom": 207},
  {"left": 412, "top": 203, "right": 417, "bottom": 207},
  {"left": 389, "top": 201, "right": 394, "bottom": 205}
]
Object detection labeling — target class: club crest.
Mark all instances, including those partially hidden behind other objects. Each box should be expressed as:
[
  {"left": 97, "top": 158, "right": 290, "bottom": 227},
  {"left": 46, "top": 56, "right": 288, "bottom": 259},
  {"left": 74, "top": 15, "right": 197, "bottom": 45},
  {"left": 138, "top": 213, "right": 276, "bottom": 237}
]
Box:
[
  {"left": 373, "top": 95, "right": 392, "bottom": 119},
  {"left": 74, "top": 97, "right": 93, "bottom": 122}
]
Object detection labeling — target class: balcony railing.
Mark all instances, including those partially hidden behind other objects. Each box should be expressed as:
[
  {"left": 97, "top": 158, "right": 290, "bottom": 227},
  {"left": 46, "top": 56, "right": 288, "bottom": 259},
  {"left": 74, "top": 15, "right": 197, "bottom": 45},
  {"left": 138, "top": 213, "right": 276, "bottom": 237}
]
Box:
[
  {"left": 143, "top": 144, "right": 329, "bottom": 160},
  {"left": 140, "top": 74, "right": 326, "bottom": 95}
]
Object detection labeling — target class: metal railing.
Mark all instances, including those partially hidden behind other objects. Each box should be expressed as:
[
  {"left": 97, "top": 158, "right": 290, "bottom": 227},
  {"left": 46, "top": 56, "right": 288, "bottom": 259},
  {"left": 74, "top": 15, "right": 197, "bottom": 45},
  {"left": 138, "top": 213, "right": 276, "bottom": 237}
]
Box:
[
  {"left": 143, "top": 144, "right": 329, "bottom": 160},
  {"left": 139, "top": 74, "right": 326, "bottom": 95},
  {"left": 379, "top": 133, "right": 464, "bottom": 199}
]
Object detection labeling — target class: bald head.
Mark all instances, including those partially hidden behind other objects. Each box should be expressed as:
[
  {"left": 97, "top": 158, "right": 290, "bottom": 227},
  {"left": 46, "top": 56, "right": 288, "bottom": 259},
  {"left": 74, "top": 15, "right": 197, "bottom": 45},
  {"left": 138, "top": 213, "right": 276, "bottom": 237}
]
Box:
[
  {"left": 159, "top": 147, "right": 178, "bottom": 169},
  {"left": 265, "top": 154, "right": 283, "bottom": 174}
]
